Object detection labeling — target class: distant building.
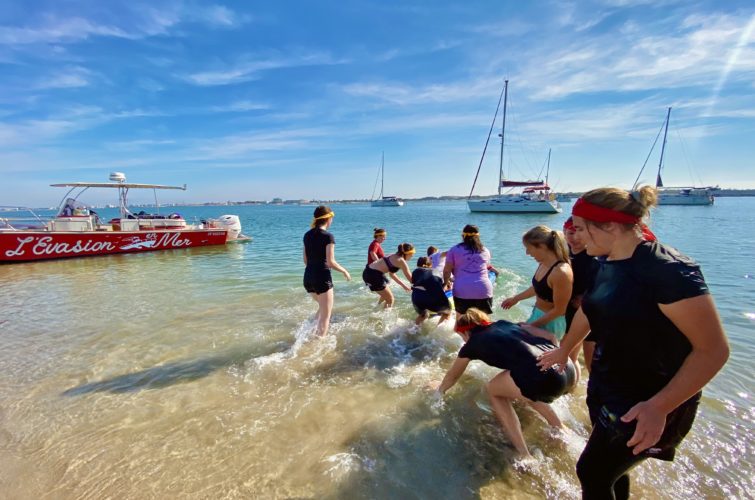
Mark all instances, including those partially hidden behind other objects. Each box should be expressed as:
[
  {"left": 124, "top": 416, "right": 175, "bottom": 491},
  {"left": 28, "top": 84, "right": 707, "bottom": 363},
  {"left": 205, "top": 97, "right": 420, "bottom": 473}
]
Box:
[{"left": 271, "top": 198, "right": 283, "bottom": 204}]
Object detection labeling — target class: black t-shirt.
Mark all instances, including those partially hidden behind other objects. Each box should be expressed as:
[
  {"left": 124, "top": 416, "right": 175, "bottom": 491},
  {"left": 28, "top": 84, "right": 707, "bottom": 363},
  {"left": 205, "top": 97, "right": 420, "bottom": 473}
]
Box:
[
  {"left": 582, "top": 241, "right": 709, "bottom": 408},
  {"left": 303, "top": 228, "right": 335, "bottom": 271},
  {"left": 458, "top": 320, "right": 558, "bottom": 377},
  {"left": 570, "top": 249, "right": 597, "bottom": 299},
  {"left": 411, "top": 268, "right": 447, "bottom": 304}
]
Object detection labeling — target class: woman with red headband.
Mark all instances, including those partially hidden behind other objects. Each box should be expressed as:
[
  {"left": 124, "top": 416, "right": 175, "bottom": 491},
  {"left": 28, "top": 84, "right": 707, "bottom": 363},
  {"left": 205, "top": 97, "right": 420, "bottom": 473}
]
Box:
[
  {"left": 362, "top": 242, "right": 415, "bottom": 308},
  {"left": 303, "top": 205, "right": 351, "bottom": 336},
  {"left": 539, "top": 186, "right": 729, "bottom": 499},
  {"left": 432, "top": 308, "right": 576, "bottom": 459},
  {"left": 443, "top": 225, "right": 496, "bottom": 316}
]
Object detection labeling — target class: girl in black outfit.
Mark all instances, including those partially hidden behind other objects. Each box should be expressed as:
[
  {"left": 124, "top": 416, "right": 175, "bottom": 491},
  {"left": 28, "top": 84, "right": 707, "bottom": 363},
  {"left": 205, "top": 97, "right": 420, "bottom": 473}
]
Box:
[
  {"left": 411, "top": 256, "right": 452, "bottom": 325},
  {"left": 362, "top": 243, "right": 414, "bottom": 308},
  {"left": 539, "top": 187, "right": 729, "bottom": 500},
  {"left": 434, "top": 308, "right": 576, "bottom": 459},
  {"left": 303, "top": 206, "right": 351, "bottom": 336}
]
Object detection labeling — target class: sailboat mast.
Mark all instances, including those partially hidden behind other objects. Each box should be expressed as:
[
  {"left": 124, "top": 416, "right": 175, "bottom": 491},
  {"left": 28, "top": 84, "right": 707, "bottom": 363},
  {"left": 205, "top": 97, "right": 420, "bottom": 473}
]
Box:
[
  {"left": 498, "top": 80, "right": 508, "bottom": 196},
  {"left": 656, "top": 107, "right": 671, "bottom": 188},
  {"left": 381, "top": 151, "right": 384, "bottom": 198},
  {"left": 545, "top": 148, "right": 551, "bottom": 187}
]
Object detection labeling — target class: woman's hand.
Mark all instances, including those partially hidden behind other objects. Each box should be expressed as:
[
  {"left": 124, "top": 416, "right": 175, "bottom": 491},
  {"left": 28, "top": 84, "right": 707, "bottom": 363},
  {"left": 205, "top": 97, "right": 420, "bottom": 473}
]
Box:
[
  {"left": 426, "top": 380, "right": 442, "bottom": 392},
  {"left": 621, "top": 401, "right": 668, "bottom": 455},
  {"left": 537, "top": 347, "right": 569, "bottom": 373},
  {"left": 342, "top": 270, "right": 352, "bottom": 281},
  {"left": 501, "top": 296, "right": 518, "bottom": 309}
]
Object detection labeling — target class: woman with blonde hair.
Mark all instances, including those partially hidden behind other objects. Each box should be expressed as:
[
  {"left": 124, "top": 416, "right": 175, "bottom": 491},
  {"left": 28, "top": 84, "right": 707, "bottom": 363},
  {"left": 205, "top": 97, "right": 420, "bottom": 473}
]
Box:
[
  {"left": 539, "top": 186, "right": 729, "bottom": 499},
  {"left": 362, "top": 242, "right": 415, "bottom": 308},
  {"left": 433, "top": 308, "right": 576, "bottom": 458},
  {"left": 501, "top": 225, "right": 573, "bottom": 339},
  {"left": 303, "top": 205, "right": 351, "bottom": 336}
]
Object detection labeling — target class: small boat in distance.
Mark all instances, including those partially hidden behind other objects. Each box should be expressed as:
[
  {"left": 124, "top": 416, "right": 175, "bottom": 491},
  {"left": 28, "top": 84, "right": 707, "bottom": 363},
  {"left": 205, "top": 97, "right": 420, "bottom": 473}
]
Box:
[
  {"left": 467, "top": 81, "right": 561, "bottom": 214},
  {"left": 0, "top": 172, "right": 250, "bottom": 263},
  {"left": 636, "top": 107, "right": 717, "bottom": 206},
  {"left": 371, "top": 152, "right": 404, "bottom": 207}
]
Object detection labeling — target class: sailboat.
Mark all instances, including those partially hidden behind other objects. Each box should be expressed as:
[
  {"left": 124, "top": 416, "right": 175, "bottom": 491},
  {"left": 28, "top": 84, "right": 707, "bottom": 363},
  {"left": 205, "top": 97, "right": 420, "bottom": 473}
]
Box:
[
  {"left": 637, "top": 107, "right": 717, "bottom": 206},
  {"left": 467, "top": 80, "right": 561, "bottom": 214},
  {"left": 371, "top": 152, "right": 404, "bottom": 207}
]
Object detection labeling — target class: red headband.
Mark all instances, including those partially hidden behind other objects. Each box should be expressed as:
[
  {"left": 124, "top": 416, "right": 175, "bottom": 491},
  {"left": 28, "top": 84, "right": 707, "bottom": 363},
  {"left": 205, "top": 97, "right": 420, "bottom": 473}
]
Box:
[
  {"left": 572, "top": 198, "right": 640, "bottom": 225},
  {"left": 563, "top": 218, "right": 575, "bottom": 231},
  {"left": 454, "top": 320, "right": 491, "bottom": 334}
]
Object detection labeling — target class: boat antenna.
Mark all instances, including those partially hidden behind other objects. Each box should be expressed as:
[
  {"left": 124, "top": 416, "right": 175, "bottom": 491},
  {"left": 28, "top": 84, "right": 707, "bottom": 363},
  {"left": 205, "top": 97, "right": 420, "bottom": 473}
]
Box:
[
  {"left": 632, "top": 113, "right": 667, "bottom": 190},
  {"left": 469, "top": 80, "right": 507, "bottom": 200},
  {"left": 655, "top": 107, "right": 672, "bottom": 189}
]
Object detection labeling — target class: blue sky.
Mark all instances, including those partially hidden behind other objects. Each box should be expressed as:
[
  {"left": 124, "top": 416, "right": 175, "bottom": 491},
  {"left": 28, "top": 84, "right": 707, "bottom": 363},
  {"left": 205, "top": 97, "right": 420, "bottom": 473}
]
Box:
[{"left": 1, "top": 0, "right": 754, "bottom": 206}]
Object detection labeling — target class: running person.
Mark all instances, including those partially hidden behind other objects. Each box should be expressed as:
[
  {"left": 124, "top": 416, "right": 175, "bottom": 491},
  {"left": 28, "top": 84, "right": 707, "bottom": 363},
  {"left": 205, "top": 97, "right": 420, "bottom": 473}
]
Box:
[
  {"left": 411, "top": 256, "right": 452, "bottom": 325},
  {"left": 539, "top": 187, "right": 729, "bottom": 500},
  {"left": 303, "top": 205, "right": 351, "bottom": 336},
  {"left": 443, "top": 225, "right": 495, "bottom": 315},
  {"left": 501, "top": 225, "right": 573, "bottom": 340},
  {"left": 433, "top": 309, "right": 576, "bottom": 458},
  {"left": 368, "top": 228, "right": 386, "bottom": 264},
  {"left": 362, "top": 243, "right": 415, "bottom": 308},
  {"left": 563, "top": 216, "right": 598, "bottom": 370}
]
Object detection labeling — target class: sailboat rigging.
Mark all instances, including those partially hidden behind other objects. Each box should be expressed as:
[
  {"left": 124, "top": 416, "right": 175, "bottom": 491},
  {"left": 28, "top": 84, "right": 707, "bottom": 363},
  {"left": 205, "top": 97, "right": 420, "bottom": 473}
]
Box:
[
  {"left": 371, "top": 152, "right": 404, "bottom": 207},
  {"left": 467, "top": 80, "right": 561, "bottom": 214}
]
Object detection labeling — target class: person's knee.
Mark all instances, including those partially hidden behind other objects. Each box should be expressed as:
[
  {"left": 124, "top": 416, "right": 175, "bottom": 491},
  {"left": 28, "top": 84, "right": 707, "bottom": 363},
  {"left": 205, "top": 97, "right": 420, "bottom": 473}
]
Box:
[{"left": 576, "top": 452, "right": 608, "bottom": 491}]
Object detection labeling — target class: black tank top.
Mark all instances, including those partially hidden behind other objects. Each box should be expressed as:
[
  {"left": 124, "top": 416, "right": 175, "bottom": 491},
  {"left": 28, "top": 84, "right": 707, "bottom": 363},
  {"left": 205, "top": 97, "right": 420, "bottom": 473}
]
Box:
[
  {"left": 383, "top": 255, "right": 400, "bottom": 273},
  {"left": 531, "top": 261, "right": 560, "bottom": 302}
]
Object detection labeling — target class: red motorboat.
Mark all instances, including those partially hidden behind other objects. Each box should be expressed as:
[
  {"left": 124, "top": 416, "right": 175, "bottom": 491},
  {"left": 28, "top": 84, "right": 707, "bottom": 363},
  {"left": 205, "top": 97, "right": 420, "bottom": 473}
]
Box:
[{"left": 0, "top": 172, "right": 250, "bottom": 263}]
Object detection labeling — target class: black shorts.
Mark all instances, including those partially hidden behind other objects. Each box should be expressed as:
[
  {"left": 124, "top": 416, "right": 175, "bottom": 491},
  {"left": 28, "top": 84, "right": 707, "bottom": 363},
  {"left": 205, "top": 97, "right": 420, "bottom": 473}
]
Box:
[
  {"left": 454, "top": 296, "right": 493, "bottom": 314},
  {"left": 303, "top": 267, "right": 333, "bottom": 295},
  {"left": 363, "top": 266, "right": 388, "bottom": 292},
  {"left": 512, "top": 360, "right": 576, "bottom": 403},
  {"left": 412, "top": 298, "right": 451, "bottom": 316}
]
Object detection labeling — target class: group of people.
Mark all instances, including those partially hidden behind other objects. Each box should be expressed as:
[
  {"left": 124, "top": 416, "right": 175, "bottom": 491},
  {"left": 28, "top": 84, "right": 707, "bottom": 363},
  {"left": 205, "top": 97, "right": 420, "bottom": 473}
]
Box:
[{"left": 302, "top": 186, "right": 729, "bottom": 500}]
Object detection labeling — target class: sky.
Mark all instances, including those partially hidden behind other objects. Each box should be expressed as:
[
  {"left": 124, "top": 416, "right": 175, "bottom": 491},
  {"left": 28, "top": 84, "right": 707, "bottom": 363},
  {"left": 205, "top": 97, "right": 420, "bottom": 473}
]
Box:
[{"left": 1, "top": 0, "right": 754, "bottom": 206}]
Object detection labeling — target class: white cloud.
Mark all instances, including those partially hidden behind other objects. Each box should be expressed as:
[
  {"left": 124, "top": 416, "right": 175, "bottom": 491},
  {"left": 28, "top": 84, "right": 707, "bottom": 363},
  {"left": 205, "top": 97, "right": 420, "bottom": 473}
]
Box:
[
  {"left": 210, "top": 100, "right": 270, "bottom": 112},
  {"left": 35, "top": 66, "right": 93, "bottom": 89}
]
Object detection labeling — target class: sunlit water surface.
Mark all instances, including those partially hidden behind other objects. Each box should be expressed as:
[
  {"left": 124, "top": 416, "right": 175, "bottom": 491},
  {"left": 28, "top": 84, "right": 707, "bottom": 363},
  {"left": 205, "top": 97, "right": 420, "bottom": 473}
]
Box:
[{"left": 1, "top": 199, "right": 753, "bottom": 498}]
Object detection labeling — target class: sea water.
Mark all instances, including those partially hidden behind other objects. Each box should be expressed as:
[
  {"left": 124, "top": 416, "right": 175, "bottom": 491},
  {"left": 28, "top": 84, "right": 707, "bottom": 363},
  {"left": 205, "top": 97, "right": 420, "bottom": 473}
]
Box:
[{"left": 0, "top": 198, "right": 753, "bottom": 498}]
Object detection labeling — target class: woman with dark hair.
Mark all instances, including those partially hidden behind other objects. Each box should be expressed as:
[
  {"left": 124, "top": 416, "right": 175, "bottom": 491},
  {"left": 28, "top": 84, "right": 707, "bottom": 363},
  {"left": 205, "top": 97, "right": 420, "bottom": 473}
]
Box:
[
  {"left": 362, "top": 242, "right": 415, "bottom": 308},
  {"left": 367, "top": 228, "right": 387, "bottom": 264},
  {"left": 303, "top": 205, "right": 351, "bottom": 336},
  {"left": 443, "top": 225, "right": 495, "bottom": 315},
  {"left": 433, "top": 308, "right": 576, "bottom": 459},
  {"left": 539, "top": 186, "right": 729, "bottom": 500},
  {"left": 501, "top": 225, "right": 573, "bottom": 340},
  {"left": 563, "top": 216, "right": 598, "bottom": 370}
]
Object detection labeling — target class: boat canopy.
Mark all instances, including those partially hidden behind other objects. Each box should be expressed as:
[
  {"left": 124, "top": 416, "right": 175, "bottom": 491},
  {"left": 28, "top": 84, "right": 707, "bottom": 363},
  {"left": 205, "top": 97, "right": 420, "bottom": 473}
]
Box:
[
  {"left": 500, "top": 180, "right": 545, "bottom": 188},
  {"left": 522, "top": 185, "right": 551, "bottom": 193},
  {"left": 50, "top": 182, "right": 186, "bottom": 190}
]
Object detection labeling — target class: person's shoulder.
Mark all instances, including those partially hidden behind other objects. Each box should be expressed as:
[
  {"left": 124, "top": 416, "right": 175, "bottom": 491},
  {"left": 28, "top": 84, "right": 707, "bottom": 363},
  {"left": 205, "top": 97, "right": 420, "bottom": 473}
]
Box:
[
  {"left": 553, "top": 261, "right": 573, "bottom": 278},
  {"left": 634, "top": 240, "right": 698, "bottom": 269}
]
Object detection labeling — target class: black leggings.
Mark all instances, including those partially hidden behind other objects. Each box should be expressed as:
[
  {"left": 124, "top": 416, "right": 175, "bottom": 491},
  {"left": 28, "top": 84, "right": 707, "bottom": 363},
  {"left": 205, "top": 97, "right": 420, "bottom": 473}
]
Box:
[{"left": 576, "top": 420, "right": 647, "bottom": 500}]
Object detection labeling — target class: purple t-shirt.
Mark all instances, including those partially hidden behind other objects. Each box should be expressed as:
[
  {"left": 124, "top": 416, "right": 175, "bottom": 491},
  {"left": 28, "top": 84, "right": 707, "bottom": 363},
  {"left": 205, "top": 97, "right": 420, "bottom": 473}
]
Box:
[{"left": 446, "top": 243, "right": 493, "bottom": 299}]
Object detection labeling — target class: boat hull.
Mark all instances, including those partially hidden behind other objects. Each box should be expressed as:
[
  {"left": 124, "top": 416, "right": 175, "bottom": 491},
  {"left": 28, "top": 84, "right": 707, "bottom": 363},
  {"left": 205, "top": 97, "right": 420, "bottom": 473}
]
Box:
[
  {"left": 371, "top": 200, "right": 404, "bottom": 207},
  {"left": 657, "top": 194, "right": 714, "bottom": 205},
  {"left": 468, "top": 198, "right": 561, "bottom": 213},
  {"left": 0, "top": 229, "right": 229, "bottom": 263}
]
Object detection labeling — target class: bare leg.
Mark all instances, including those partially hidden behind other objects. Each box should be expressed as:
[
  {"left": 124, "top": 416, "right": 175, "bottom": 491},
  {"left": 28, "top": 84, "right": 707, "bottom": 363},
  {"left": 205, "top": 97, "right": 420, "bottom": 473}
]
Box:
[
  {"left": 376, "top": 288, "right": 394, "bottom": 308},
  {"left": 438, "top": 312, "right": 451, "bottom": 325},
  {"left": 487, "top": 371, "right": 531, "bottom": 458},
  {"left": 527, "top": 400, "right": 563, "bottom": 428},
  {"left": 314, "top": 289, "right": 334, "bottom": 336},
  {"left": 415, "top": 311, "right": 429, "bottom": 326}
]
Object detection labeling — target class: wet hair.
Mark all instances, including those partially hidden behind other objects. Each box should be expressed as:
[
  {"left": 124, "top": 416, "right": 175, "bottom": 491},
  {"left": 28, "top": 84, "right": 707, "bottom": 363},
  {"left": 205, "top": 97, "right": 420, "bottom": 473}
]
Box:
[
  {"left": 373, "top": 227, "right": 386, "bottom": 238},
  {"left": 522, "top": 225, "right": 570, "bottom": 263},
  {"left": 456, "top": 308, "right": 491, "bottom": 330},
  {"left": 311, "top": 205, "right": 333, "bottom": 228},
  {"left": 417, "top": 256, "right": 431, "bottom": 268},
  {"left": 461, "top": 224, "right": 484, "bottom": 253},
  {"left": 427, "top": 246, "right": 438, "bottom": 256},
  {"left": 580, "top": 186, "right": 658, "bottom": 233},
  {"left": 397, "top": 242, "right": 415, "bottom": 258}
]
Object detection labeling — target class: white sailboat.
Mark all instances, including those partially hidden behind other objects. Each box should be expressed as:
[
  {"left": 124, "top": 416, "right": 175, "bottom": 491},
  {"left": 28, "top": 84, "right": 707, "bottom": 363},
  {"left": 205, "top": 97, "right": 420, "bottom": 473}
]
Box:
[
  {"left": 467, "top": 80, "right": 561, "bottom": 214},
  {"left": 371, "top": 152, "right": 404, "bottom": 207},
  {"left": 638, "top": 107, "right": 717, "bottom": 206}
]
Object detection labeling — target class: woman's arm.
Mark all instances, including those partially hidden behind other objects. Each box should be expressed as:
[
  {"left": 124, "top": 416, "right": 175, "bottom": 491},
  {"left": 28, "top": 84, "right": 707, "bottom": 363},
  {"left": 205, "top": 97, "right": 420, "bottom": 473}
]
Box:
[
  {"left": 621, "top": 294, "right": 729, "bottom": 455},
  {"left": 527, "top": 265, "right": 573, "bottom": 327},
  {"left": 326, "top": 244, "right": 351, "bottom": 281},
  {"left": 399, "top": 258, "right": 413, "bottom": 283},
  {"left": 442, "top": 260, "right": 454, "bottom": 288},
  {"left": 538, "top": 307, "right": 591, "bottom": 371},
  {"left": 437, "top": 357, "right": 471, "bottom": 395},
  {"left": 501, "top": 286, "right": 535, "bottom": 309},
  {"left": 389, "top": 272, "right": 411, "bottom": 292}
]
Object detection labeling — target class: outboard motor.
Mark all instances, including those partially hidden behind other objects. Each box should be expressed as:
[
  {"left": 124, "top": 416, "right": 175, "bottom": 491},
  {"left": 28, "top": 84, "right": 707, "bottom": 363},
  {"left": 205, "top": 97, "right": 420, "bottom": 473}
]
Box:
[{"left": 217, "top": 214, "right": 243, "bottom": 240}]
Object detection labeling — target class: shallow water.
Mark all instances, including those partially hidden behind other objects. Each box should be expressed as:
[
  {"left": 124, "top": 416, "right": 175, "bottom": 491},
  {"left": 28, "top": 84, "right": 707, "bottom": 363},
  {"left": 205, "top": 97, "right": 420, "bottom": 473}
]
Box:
[{"left": 0, "top": 198, "right": 753, "bottom": 498}]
